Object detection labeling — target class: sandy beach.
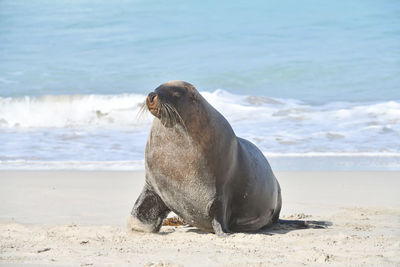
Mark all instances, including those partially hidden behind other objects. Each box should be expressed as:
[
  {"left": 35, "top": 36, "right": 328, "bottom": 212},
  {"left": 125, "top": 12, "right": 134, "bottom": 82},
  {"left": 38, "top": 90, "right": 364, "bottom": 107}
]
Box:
[
  {"left": 0, "top": 171, "right": 399, "bottom": 266},
  {"left": 2, "top": 1, "right": 400, "bottom": 266}
]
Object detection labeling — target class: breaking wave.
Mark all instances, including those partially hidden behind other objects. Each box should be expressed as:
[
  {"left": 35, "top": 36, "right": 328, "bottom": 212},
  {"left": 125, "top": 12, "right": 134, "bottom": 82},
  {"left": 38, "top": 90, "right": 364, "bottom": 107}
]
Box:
[{"left": 0, "top": 90, "right": 399, "bottom": 170}]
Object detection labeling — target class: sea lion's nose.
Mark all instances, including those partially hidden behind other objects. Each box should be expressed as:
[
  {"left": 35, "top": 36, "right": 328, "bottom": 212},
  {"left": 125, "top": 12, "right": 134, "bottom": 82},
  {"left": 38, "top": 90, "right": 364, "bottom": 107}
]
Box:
[{"left": 147, "top": 92, "right": 158, "bottom": 104}]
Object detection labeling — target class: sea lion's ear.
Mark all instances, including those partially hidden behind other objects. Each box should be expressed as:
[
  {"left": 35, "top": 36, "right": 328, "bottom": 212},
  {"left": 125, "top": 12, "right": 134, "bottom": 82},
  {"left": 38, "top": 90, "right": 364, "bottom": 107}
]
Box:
[
  {"left": 182, "top": 82, "right": 198, "bottom": 102},
  {"left": 190, "top": 92, "right": 198, "bottom": 102}
]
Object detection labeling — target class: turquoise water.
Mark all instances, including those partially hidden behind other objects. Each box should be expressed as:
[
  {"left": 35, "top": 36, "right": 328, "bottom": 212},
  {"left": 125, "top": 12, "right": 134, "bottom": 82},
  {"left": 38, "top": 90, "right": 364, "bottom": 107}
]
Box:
[
  {"left": 0, "top": 0, "right": 399, "bottom": 170},
  {"left": 1, "top": 0, "right": 399, "bottom": 102}
]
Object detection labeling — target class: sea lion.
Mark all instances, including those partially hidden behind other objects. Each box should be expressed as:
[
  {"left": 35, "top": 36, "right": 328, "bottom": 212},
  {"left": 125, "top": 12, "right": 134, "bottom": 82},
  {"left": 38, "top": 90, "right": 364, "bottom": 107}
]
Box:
[{"left": 127, "top": 81, "right": 281, "bottom": 235}]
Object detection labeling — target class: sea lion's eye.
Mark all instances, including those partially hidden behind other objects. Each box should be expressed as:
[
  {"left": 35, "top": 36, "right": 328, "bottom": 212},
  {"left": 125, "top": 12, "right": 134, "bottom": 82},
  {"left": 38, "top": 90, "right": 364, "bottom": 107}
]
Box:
[{"left": 172, "top": 91, "right": 181, "bottom": 98}]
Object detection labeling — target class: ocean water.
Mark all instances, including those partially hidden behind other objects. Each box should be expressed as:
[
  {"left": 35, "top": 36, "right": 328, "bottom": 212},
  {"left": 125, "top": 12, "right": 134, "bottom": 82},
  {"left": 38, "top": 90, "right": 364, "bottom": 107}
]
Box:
[{"left": 0, "top": 0, "right": 399, "bottom": 170}]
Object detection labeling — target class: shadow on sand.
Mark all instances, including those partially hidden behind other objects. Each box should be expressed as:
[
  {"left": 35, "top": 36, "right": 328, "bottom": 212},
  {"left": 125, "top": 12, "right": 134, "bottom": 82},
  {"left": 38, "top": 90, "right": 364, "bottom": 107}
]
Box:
[
  {"left": 162, "top": 217, "right": 332, "bottom": 236},
  {"left": 258, "top": 219, "right": 332, "bottom": 235}
]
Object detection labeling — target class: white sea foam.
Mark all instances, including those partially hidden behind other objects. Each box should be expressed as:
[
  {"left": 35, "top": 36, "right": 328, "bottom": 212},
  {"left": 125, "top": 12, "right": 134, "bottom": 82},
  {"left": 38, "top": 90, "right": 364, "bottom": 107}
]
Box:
[
  {"left": 0, "top": 91, "right": 399, "bottom": 170},
  {"left": 0, "top": 94, "right": 151, "bottom": 128},
  {"left": 1, "top": 91, "right": 399, "bottom": 131}
]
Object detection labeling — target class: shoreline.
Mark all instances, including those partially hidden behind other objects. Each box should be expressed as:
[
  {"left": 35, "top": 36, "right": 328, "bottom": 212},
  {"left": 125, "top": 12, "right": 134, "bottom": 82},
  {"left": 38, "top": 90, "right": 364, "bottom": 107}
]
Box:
[{"left": 2, "top": 154, "right": 400, "bottom": 171}]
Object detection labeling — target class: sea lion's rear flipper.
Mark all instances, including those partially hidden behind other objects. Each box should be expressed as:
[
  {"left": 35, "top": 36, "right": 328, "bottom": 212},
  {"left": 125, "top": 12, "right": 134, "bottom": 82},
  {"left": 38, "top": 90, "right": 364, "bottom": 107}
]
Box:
[
  {"left": 278, "top": 219, "right": 332, "bottom": 229},
  {"left": 127, "top": 185, "right": 170, "bottom": 233}
]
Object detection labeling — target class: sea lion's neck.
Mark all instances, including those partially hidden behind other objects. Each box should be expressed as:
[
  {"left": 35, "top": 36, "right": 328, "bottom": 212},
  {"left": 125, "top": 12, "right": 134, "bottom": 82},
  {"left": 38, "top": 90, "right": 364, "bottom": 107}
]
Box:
[
  {"left": 149, "top": 97, "right": 236, "bottom": 151},
  {"left": 183, "top": 99, "right": 237, "bottom": 155}
]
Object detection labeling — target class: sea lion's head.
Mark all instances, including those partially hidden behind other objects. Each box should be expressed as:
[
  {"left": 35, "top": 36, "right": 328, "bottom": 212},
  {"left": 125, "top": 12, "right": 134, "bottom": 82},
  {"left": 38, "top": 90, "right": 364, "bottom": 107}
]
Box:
[{"left": 146, "top": 81, "right": 199, "bottom": 128}]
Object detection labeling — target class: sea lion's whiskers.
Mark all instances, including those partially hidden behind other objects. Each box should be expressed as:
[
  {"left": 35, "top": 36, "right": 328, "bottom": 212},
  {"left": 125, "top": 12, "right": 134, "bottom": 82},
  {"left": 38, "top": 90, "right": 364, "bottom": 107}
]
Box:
[
  {"left": 162, "top": 105, "right": 173, "bottom": 126},
  {"left": 161, "top": 103, "right": 171, "bottom": 126},
  {"left": 164, "top": 103, "right": 187, "bottom": 131},
  {"left": 164, "top": 104, "right": 177, "bottom": 126},
  {"left": 159, "top": 103, "right": 166, "bottom": 123},
  {"left": 136, "top": 101, "right": 149, "bottom": 120},
  {"left": 160, "top": 103, "right": 171, "bottom": 126},
  {"left": 162, "top": 103, "right": 174, "bottom": 127}
]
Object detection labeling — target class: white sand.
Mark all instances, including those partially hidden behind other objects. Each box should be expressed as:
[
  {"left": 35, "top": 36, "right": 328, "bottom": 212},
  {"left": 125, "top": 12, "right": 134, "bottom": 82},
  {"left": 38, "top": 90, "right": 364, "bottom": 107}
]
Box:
[{"left": 0, "top": 171, "right": 399, "bottom": 266}]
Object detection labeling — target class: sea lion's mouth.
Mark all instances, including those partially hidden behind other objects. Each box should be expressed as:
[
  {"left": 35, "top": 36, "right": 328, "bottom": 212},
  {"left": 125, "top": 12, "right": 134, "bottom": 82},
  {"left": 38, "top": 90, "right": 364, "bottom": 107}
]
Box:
[{"left": 149, "top": 107, "right": 161, "bottom": 118}]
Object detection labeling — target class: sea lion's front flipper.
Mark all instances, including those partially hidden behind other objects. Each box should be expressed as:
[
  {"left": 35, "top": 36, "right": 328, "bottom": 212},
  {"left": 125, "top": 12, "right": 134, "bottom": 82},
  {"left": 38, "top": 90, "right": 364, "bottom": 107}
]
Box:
[
  {"left": 209, "top": 199, "right": 231, "bottom": 237},
  {"left": 211, "top": 218, "right": 231, "bottom": 237},
  {"left": 127, "top": 185, "right": 170, "bottom": 233}
]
